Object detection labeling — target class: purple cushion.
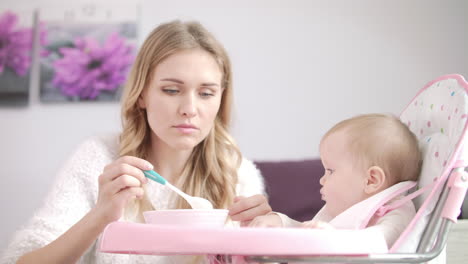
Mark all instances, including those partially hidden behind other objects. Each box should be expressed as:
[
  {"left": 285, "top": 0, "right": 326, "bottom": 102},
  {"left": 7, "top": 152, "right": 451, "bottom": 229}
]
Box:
[{"left": 254, "top": 159, "right": 325, "bottom": 222}]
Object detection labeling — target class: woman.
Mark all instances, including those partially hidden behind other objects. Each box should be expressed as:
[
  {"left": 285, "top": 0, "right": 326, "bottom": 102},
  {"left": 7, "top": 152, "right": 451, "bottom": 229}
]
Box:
[{"left": 2, "top": 20, "right": 270, "bottom": 264}]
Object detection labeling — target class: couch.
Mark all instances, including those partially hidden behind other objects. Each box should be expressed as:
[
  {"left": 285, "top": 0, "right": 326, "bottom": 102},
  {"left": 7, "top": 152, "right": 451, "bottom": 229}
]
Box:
[{"left": 254, "top": 159, "right": 325, "bottom": 222}]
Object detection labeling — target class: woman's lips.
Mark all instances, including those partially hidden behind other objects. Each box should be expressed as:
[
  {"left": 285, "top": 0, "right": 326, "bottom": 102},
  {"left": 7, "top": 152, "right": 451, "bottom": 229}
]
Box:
[{"left": 174, "top": 124, "right": 198, "bottom": 134}]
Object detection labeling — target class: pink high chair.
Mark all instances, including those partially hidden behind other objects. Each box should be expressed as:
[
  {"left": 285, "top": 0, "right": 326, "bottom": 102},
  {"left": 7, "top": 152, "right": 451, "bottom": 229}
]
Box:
[{"left": 99, "top": 74, "right": 468, "bottom": 263}]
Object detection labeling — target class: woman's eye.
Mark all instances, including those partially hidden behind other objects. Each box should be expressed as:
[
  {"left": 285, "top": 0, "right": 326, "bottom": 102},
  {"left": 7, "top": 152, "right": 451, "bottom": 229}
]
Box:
[
  {"left": 199, "top": 89, "right": 215, "bottom": 98},
  {"left": 200, "top": 92, "right": 214, "bottom": 97},
  {"left": 326, "top": 169, "right": 335, "bottom": 174},
  {"left": 162, "top": 88, "right": 179, "bottom": 94}
]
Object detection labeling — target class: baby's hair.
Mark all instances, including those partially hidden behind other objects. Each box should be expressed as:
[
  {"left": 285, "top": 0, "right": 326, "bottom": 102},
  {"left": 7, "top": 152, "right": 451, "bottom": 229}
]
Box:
[{"left": 321, "top": 114, "right": 422, "bottom": 185}]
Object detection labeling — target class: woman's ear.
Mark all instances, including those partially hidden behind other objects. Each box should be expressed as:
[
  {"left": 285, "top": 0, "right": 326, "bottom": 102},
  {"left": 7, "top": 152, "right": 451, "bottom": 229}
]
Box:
[
  {"left": 364, "top": 166, "right": 387, "bottom": 195},
  {"left": 138, "top": 95, "right": 146, "bottom": 109}
]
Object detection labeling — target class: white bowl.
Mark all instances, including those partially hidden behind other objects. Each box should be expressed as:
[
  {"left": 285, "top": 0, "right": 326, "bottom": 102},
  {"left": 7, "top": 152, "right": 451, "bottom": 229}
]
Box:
[{"left": 143, "top": 209, "right": 229, "bottom": 228}]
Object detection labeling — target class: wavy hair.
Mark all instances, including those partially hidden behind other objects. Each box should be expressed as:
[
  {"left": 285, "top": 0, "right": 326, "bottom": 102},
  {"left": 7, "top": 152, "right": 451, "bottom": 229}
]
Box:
[{"left": 119, "top": 20, "right": 241, "bottom": 220}]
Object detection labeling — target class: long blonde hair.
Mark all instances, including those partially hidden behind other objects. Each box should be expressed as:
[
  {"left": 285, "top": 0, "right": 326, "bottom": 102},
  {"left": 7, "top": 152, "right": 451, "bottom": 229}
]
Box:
[{"left": 119, "top": 20, "right": 241, "bottom": 219}]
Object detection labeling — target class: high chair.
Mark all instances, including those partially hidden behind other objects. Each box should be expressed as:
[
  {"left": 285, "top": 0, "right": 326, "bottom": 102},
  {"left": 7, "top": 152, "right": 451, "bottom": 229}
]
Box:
[{"left": 99, "top": 74, "right": 468, "bottom": 264}]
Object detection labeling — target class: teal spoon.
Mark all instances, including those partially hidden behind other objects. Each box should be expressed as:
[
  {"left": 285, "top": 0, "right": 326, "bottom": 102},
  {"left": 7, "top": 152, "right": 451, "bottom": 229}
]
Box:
[
  {"left": 143, "top": 170, "right": 167, "bottom": 185},
  {"left": 143, "top": 170, "right": 213, "bottom": 209}
]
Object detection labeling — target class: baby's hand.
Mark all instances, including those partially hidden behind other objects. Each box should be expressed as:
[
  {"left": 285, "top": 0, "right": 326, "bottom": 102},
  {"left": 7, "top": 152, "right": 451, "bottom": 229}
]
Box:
[
  {"left": 248, "top": 213, "right": 283, "bottom": 228},
  {"left": 301, "top": 220, "right": 334, "bottom": 229}
]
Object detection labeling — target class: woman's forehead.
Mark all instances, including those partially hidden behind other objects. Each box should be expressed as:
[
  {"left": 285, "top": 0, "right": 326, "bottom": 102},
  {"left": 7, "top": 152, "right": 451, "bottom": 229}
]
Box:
[{"left": 155, "top": 49, "right": 221, "bottom": 75}]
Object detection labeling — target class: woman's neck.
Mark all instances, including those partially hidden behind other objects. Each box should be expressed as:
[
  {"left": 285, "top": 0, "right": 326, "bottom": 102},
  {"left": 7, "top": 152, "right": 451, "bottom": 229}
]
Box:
[{"left": 147, "top": 138, "right": 193, "bottom": 185}]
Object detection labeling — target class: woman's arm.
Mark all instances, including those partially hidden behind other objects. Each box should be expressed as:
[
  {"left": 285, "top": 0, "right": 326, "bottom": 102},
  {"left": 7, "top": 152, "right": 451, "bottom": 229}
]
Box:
[
  {"left": 15, "top": 155, "right": 150, "bottom": 264},
  {"left": 2, "top": 137, "right": 150, "bottom": 264},
  {"left": 16, "top": 209, "right": 107, "bottom": 264}
]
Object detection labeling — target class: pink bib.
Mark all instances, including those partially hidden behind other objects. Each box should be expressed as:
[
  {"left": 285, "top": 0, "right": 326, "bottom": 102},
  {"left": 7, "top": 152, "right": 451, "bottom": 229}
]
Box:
[{"left": 313, "top": 181, "right": 417, "bottom": 229}]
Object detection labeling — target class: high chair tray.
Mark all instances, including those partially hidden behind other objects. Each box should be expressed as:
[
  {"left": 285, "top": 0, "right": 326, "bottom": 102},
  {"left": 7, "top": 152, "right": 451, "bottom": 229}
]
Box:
[{"left": 99, "top": 222, "right": 388, "bottom": 256}]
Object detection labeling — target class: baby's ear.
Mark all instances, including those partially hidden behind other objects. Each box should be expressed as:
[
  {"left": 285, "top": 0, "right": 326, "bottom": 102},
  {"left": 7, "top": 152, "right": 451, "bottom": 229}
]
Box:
[{"left": 364, "top": 166, "right": 387, "bottom": 195}]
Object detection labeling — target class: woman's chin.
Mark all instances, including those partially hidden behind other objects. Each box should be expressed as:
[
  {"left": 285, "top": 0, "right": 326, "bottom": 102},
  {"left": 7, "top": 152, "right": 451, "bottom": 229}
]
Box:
[{"left": 171, "top": 139, "right": 202, "bottom": 151}]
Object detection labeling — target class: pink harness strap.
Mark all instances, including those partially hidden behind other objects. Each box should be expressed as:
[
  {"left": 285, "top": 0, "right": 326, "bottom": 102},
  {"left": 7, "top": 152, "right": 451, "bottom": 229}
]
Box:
[{"left": 376, "top": 181, "right": 435, "bottom": 218}]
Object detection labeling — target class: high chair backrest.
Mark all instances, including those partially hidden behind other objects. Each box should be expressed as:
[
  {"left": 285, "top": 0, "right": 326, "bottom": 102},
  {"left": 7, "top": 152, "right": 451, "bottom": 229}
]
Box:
[{"left": 393, "top": 74, "right": 468, "bottom": 253}]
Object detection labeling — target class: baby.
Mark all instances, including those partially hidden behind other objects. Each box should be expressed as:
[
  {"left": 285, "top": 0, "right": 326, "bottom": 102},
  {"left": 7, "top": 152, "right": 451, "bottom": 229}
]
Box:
[{"left": 250, "top": 113, "right": 422, "bottom": 248}]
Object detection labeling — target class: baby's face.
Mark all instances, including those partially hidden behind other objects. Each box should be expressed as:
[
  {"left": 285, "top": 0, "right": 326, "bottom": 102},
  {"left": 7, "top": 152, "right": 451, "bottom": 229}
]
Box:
[{"left": 319, "top": 131, "right": 369, "bottom": 218}]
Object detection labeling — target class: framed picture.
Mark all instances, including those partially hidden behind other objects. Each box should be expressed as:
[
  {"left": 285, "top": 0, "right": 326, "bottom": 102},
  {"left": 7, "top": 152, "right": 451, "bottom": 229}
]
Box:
[
  {"left": 39, "top": 5, "right": 138, "bottom": 102},
  {"left": 0, "top": 9, "right": 35, "bottom": 106}
]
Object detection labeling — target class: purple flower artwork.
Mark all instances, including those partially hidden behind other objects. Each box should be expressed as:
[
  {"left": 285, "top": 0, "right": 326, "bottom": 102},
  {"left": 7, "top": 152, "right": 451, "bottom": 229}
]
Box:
[
  {"left": 39, "top": 6, "right": 137, "bottom": 102},
  {"left": 0, "top": 9, "right": 35, "bottom": 106},
  {"left": 51, "top": 32, "right": 134, "bottom": 99},
  {"left": 0, "top": 11, "right": 33, "bottom": 76}
]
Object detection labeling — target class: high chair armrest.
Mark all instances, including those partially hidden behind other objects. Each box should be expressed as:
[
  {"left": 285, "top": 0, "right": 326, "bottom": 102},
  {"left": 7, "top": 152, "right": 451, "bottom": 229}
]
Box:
[{"left": 246, "top": 219, "right": 452, "bottom": 263}]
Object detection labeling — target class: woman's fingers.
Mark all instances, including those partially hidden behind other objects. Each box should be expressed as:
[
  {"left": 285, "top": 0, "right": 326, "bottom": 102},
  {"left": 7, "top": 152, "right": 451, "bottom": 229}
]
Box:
[
  {"left": 94, "top": 156, "right": 152, "bottom": 223},
  {"left": 108, "top": 175, "right": 143, "bottom": 195},
  {"left": 248, "top": 214, "right": 282, "bottom": 228},
  {"left": 112, "top": 186, "right": 145, "bottom": 209},
  {"left": 99, "top": 156, "right": 152, "bottom": 185},
  {"left": 301, "top": 220, "right": 334, "bottom": 229},
  {"left": 117, "top": 156, "right": 154, "bottom": 170},
  {"left": 118, "top": 186, "right": 145, "bottom": 200},
  {"left": 230, "top": 204, "right": 270, "bottom": 222},
  {"left": 228, "top": 194, "right": 272, "bottom": 222}
]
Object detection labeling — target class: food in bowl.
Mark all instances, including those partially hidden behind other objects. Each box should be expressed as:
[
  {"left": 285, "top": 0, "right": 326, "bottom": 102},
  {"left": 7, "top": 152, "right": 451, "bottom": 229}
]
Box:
[{"left": 143, "top": 209, "right": 229, "bottom": 228}]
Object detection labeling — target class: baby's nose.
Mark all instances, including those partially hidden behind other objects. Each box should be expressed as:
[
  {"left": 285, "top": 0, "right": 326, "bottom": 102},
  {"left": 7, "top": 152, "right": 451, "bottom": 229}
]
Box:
[{"left": 319, "top": 175, "right": 326, "bottom": 185}]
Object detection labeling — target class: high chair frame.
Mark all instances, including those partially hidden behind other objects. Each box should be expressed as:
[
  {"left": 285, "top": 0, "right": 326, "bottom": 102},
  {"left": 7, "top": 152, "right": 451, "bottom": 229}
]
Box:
[
  {"left": 246, "top": 168, "right": 467, "bottom": 263},
  {"left": 99, "top": 74, "right": 468, "bottom": 264},
  {"left": 243, "top": 74, "right": 468, "bottom": 263}
]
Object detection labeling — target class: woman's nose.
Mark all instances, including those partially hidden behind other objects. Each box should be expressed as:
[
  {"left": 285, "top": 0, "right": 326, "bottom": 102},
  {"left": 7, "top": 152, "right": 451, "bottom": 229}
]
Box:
[{"left": 179, "top": 94, "right": 197, "bottom": 118}]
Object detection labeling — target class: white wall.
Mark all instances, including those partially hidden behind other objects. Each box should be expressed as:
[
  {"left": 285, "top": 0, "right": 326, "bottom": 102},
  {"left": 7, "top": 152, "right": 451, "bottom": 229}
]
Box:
[{"left": 1, "top": 0, "right": 467, "bottom": 251}]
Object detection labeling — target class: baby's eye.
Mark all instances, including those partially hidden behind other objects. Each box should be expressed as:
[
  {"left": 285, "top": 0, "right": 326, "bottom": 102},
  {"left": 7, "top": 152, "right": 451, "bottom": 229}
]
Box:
[{"left": 326, "top": 168, "right": 335, "bottom": 174}]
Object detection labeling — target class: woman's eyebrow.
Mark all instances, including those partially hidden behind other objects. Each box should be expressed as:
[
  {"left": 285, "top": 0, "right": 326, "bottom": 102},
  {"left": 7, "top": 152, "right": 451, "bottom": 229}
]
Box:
[
  {"left": 159, "top": 78, "right": 219, "bottom": 87},
  {"left": 201, "top": 82, "right": 220, "bottom": 87},
  {"left": 160, "top": 78, "right": 184, "bottom": 84}
]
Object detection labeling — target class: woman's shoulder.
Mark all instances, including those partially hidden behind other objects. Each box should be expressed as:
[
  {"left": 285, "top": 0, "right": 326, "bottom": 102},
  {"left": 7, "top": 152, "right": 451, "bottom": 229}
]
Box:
[
  {"left": 75, "top": 133, "right": 120, "bottom": 159},
  {"left": 61, "top": 133, "right": 120, "bottom": 176},
  {"left": 236, "top": 157, "right": 266, "bottom": 196},
  {"left": 79, "top": 133, "right": 120, "bottom": 150},
  {"left": 238, "top": 158, "right": 260, "bottom": 176}
]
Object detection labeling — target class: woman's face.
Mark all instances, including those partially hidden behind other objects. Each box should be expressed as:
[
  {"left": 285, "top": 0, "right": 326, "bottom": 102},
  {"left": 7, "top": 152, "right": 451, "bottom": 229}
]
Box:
[{"left": 139, "top": 48, "right": 224, "bottom": 151}]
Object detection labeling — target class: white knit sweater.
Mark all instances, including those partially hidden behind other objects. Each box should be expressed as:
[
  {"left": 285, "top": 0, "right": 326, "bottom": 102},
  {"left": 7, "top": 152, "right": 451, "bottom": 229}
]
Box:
[{"left": 1, "top": 134, "right": 265, "bottom": 264}]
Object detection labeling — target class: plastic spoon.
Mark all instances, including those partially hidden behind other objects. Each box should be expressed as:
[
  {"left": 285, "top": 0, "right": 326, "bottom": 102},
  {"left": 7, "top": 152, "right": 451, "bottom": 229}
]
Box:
[{"left": 143, "top": 170, "right": 214, "bottom": 210}]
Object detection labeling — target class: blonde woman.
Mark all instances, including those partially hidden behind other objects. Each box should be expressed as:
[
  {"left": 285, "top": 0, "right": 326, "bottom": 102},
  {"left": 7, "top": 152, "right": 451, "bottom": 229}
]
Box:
[{"left": 2, "top": 20, "right": 270, "bottom": 264}]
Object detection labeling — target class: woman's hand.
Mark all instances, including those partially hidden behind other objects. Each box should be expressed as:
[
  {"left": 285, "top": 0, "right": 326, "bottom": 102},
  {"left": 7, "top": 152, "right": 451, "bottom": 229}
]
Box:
[
  {"left": 93, "top": 156, "right": 152, "bottom": 224},
  {"left": 301, "top": 220, "right": 334, "bottom": 229},
  {"left": 249, "top": 213, "right": 283, "bottom": 228},
  {"left": 228, "top": 194, "right": 272, "bottom": 226}
]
